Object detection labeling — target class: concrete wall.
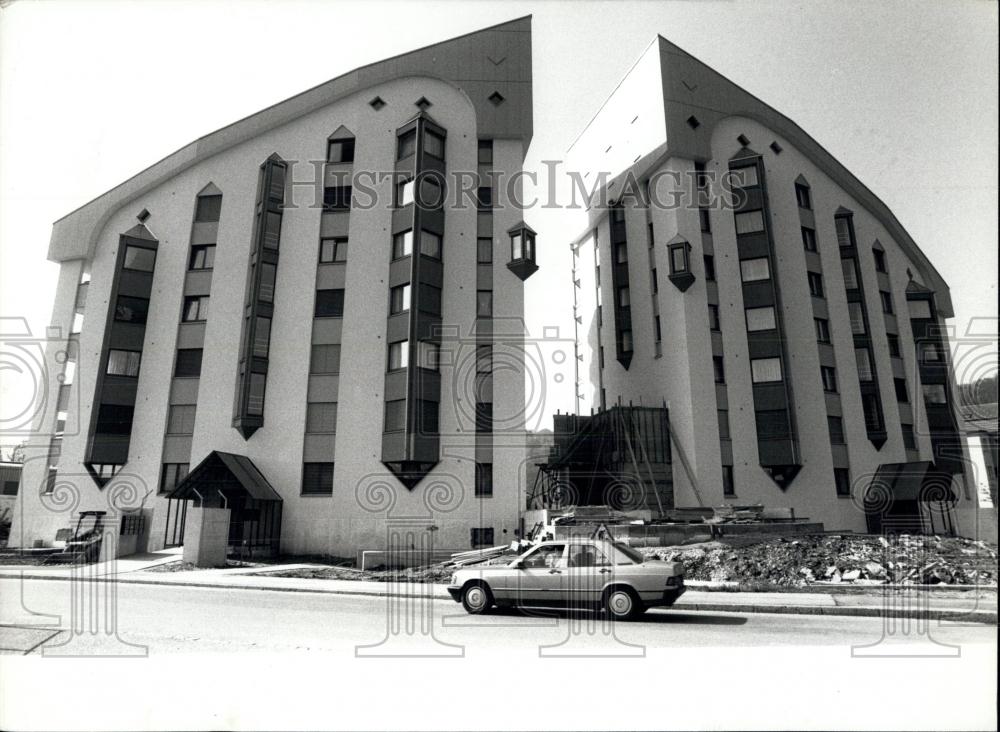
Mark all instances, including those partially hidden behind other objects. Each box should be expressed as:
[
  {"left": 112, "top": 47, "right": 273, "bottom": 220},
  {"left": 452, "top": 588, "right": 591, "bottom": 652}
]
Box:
[
  {"left": 183, "top": 507, "right": 230, "bottom": 567},
  {"left": 13, "top": 70, "right": 527, "bottom": 557}
]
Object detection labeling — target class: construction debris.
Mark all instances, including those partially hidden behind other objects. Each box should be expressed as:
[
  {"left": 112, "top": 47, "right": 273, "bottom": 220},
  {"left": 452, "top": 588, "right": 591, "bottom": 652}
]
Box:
[{"left": 644, "top": 533, "right": 998, "bottom": 587}]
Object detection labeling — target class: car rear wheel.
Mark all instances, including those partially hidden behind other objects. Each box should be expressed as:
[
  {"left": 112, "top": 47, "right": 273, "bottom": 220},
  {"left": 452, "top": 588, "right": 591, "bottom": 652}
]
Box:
[
  {"left": 603, "top": 587, "right": 642, "bottom": 620},
  {"left": 461, "top": 583, "right": 493, "bottom": 615}
]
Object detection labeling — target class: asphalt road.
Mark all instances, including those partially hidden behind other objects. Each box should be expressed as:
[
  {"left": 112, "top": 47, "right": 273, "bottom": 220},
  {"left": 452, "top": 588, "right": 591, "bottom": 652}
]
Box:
[{"left": 1, "top": 577, "right": 996, "bottom": 731}]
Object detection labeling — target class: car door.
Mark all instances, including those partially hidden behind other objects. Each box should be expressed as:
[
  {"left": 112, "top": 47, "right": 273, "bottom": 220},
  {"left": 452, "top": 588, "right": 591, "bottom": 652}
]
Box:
[
  {"left": 513, "top": 544, "right": 567, "bottom": 604},
  {"left": 565, "top": 542, "right": 613, "bottom": 605}
]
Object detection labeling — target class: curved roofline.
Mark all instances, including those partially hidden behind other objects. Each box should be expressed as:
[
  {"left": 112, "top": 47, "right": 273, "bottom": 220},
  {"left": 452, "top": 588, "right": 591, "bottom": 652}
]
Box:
[{"left": 48, "top": 16, "right": 533, "bottom": 262}]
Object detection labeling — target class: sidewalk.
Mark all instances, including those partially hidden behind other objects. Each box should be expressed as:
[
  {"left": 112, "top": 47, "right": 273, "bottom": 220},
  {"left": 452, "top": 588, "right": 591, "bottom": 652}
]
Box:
[{"left": 2, "top": 559, "right": 995, "bottom": 624}]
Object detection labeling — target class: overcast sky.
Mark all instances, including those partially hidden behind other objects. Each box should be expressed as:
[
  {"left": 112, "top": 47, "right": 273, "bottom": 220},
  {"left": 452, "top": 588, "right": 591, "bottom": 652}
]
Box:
[{"left": 1, "top": 0, "right": 997, "bottom": 448}]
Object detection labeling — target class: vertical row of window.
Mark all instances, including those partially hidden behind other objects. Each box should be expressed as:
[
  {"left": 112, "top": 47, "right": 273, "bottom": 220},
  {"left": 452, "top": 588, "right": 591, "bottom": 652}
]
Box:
[
  {"left": 475, "top": 139, "right": 495, "bottom": 500},
  {"left": 609, "top": 203, "right": 634, "bottom": 362},
  {"left": 44, "top": 274, "right": 86, "bottom": 493},
  {"left": 232, "top": 157, "right": 286, "bottom": 437}
]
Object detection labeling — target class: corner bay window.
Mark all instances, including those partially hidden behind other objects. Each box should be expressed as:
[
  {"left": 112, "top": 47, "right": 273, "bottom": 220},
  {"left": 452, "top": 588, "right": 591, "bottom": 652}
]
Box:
[
  {"left": 740, "top": 257, "right": 770, "bottom": 282},
  {"left": 389, "top": 284, "right": 411, "bottom": 314},
  {"left": 195, "top": 194, "right": 222, "bottom": 223},
  {"left": 821, "top": 366, "right": 838, "bottom": 393},
  {"left": 669, "top": 242, "right": 690, "bottom": 274},
  {"left": 323, "top": 186, "right": 352, "bottom": 212},
  {"left": 189, "top": 244, "right": 215, "bottom": 270},
  {"left": 384, "top": 400, "right": 406, "bottom": 432},
  {"left": 175, "top": 348, "right": 203, "bottom": 377},
  {"left": 855, "top": 348, "right": 874, "bottom": 382},
  {"left": 734, "top": 210, "right": 765, "bottom": 235},
  {"left": 310, "top": 344, "right": 341, "bottom": 374},
  {"left": 182, "top": 295, "right": 209, "bottom": 322},
  {"left": 123, "top": 245, "right": 156, "bottom": 272},
  {"left": 327, "top": 138, "right": 355, "bottom": 164},
  {"left": 420, "top": 230, "right": 442, "bottom": 259},
  {"left": 115, "top": 295, "right": 150, "bottom": 324},
  {"left": 922, "top": 384, "right": 948, "bottom": 404},
  {"left": 745, "top": 306, "right": 776, "bottom": 332},
  {"left": 305, "top": 402, "right": 338, "bottom": 433},
  {"left": 393, "top": 230, "right": 413, "bottom": 259}
]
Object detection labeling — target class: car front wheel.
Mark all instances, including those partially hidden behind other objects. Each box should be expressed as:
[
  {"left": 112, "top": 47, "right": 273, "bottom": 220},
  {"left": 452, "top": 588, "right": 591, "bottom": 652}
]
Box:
[
  {"left": 603, "top": 587, "right": 642, "bottom": 620},
  {"left": 461, "top": 583, "right": 493, "bottom": 615}
]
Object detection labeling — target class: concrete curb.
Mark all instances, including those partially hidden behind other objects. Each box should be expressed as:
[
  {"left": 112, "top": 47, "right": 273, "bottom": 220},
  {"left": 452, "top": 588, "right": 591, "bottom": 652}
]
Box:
[{"left": 5, "top": 572, "right": 996, "bottom": 624}]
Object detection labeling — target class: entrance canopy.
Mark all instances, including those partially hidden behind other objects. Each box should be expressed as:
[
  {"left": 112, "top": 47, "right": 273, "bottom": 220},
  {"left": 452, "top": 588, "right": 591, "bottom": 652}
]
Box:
[
  {"left": 169, "top": 451, "right": 282, "bottom": 504},
  {"left": 868, "top": 461, "right": 957, "bottom": 503}
]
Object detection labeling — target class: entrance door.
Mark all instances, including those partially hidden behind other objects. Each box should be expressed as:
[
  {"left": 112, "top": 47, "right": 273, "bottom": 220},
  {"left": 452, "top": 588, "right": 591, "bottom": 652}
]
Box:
[{"left": 163, "top": 499, "right": 188, "bottom": 548}]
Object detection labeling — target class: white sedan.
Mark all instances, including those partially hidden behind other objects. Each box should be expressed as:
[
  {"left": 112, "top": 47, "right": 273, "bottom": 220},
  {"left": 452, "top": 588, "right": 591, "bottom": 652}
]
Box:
[{"left": 447, "top": 538, "right": 685, "bottom": 620}]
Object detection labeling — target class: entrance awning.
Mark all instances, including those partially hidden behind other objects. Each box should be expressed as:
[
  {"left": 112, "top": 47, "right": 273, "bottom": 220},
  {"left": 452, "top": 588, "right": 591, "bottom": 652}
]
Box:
[
  {"left": 868, "top": 461, "right": 957, "bottom": 502},
  {"left": 168, "top": 451, "right": 282, "bottom": 502}
]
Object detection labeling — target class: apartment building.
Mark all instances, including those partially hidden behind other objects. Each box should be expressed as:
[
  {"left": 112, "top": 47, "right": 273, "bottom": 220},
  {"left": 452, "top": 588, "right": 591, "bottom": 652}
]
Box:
[
  {"left": 563, "top": 37, "right": 977, "bottom": 535},
  {"left": 11, "top": 17, "right": 538, "bottom": 557}
]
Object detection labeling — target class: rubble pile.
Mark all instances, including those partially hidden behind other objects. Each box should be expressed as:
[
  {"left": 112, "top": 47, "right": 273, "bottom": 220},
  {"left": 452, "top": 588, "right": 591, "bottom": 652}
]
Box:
[{"left": 644, "top": 534, "right": 998, "bottom": 587}]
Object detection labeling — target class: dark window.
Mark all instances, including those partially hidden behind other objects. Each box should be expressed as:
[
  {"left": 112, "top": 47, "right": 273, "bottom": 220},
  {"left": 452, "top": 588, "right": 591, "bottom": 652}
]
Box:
[
  {"left": 302, "top": 462, "right": 334, "bottom": 495},
  {"left": 310, "top": 344, "right": 341, "bottom": 374},
  {"left": 315, "top": 289, "right": 345, "bottom": 317},
  {"left": 620, "top": 330, "right": 633, "bottom": 352},
  {"left": 476, "top": 187, "right": 493, "bottom": 209},
  {"left": 195, "top": 195, "right": 222, "bottom": 223},
  {"left": 713, "top": 356, "right": 725, "bottom": 384},
  {"left": 306, "top": 402, "right": 338, "bottom": 433},
  {"left": 475, "top": 463, "right": 493, "bottom": 497},
  {"left": 252, "top": 316, "right": 271, "bottom": 358},
  {"left": 388, "top": 340, "right": 408, "bottom": 371},
  {"left": 756, "top": 409, "right": 791, "bottom": 440},
  {"left": 709, "top": 304, "right": 721, "bottom": 331},
  {"left": 834, "top": 468, "right": 851, "bottom": 496},
  {"left": 123, "top": 245, "right": 156, "bottom": 272},
  {"left": 669, "top": 243, "right": 689, "bottom": 274},
  {"left": 106, "top": 349, "right": 141, "bottom": 377},
  {"left": 922, "top": 384, "right": 948, "bottom": 404},
  {"left": 420, "top": 230, "right": 442, "bottom": 259},
  {"left": 247, "top": 373, "right": 266, "bottom": 415},
  {"left": 2, "top": 480, "right": 20, "bottom": 496},
  {"left": 167, "top": 405, "right": 196, "bottom": 434},
  {"left": 920, "top": 342, "right": 943, "bottom": 362},
  {"left": 417, "top": 400, "right": 439, "bottom": 435},
  {"left": 327, "top": 138, "right": 355, "bottom": 164},
  {"left": 393, "top": 230, "right": 413, "bottom": 259},
  {"left": 902, "top": 423, "right": 917, "bottom": 449},
  {"left": 615, "top": 242, "right": 628, "bottom": 264},
  {"left": 828, "top": 416, "right": 845, "bottom": 444},
  {"left": 718, "top": 410, "right": 731, "bottom": 440},
  {"left": 96, "top": 404, "right": 134, "bottom": 435},
  {"left": 862, "top": 393, "right": 883, "bottom": 431},
  {"left": 873, "top": 248, "right": 887, "bottom": 273},
  {"left": 887, "top": 333, "right": 902, "bottom": 358},
  {"left": 722, "top": 465, "right": 735, "bottom": 496},
  {"left": 477, "top": 237, "right": 493, "bottom": 264},
  {"left": 389, "top": 284, "right": 411, "bottom": 314},
  {"left": 323, "top": 186, "right": 352, "bottom": 212},
  {"left": 808, "top": 271, "right": 824, "bottom": 298},
  {"left": 175, "top": 349, "right": 203, "bottom": 377},
  {"left": 419, "top": 283, "right": 442, "bottom": 315},
  {"left": 848, "top": 302, "right": 866, "bottom": 335},
  {"left": 475, "top": 402, "right": 492, "bottom": 433},
  {"left": 894, "top": 377, "right": 909, "bottom": 403},
  {"left": 855, "top": 347, "right": 874, "bottom": 382},
  {"left": 182, "top": 295, "right": 209, "bottom": 322},
  {"left": 842, "top": 258, "right": 859, "bottom": 290},
  {"left": 262, "top": 211, "right": 282, "bottom": 250},
  {"left": 159, "top": 463, "right": 189, "bottom": 495},
  {"left": 880, "top": 291, "right": 894, "bottom": 314},
  {"left": 476, "top": 290, "right": 493, "bottom": 317},
  {"left": 821, "top": 366, "right": 838, "bottom": 393},
  {"left": 319, "top": 237, "right": 348, "bottom": 263},
  {"left": 704, "top": 255, "right": 716, "bottom": 281},
  {"left": 618, "top": 286, "right": 630, "bottom": 308},
  {"left": 477, "top": 139, "right": 493, "bottom": 165},
  {"left": 384, "top": 400, "right": 406, "bottom": 432},
  {"left": 424, "top": 130, "right": 445, "bottom": 159},
  {"left": 654, "top": 315, "right": 662, "bottom": 342},
  {"left": 115, "top": 295, "right": 150, "bottom": 324},
  {"left": 835, "top": 217, "right": 853, "bottom": 249},
  {"left": 471, "top": 527, "right": 494, "bottom": 548},
  {"left": 815, "top": 318, "right": 831, "bottom": 343},
  {"left": 795, "top": 183, "right": 812, "bottom": 209},
  {"left": 476, "top": 345, "right": 492, "bottom": 374},
  {"left": 801, "top": 227, "right": 817, "bottom": 252},
  {"left": 259, "top": 262, "right": 276, "bottom": 303},
  {"left": 397, "top": 129, "right": 417, "bottom": 160},
  {"left": 189, "top": 244, "right": 216, "bottom": 270}
]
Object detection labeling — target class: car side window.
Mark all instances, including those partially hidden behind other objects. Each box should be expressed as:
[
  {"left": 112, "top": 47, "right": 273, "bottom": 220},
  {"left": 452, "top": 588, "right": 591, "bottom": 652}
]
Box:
[
  {"left": 568, "top": 544, "right": 610, "bottom": 567},
  {"left": 523, "top": 544, "right": 566, "bottom": 569}
]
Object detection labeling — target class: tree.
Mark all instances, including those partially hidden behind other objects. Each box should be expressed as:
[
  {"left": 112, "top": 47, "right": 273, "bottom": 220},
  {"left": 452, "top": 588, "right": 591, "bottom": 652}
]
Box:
[{"left": 4, "top": 442, "right": 25, "bottom": 463}]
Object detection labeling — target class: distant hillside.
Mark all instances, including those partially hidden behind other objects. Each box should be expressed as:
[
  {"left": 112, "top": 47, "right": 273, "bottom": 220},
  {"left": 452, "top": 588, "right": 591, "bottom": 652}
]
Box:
[{"left": 959, "top": 374, "right": 997, "bottom": 407}]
